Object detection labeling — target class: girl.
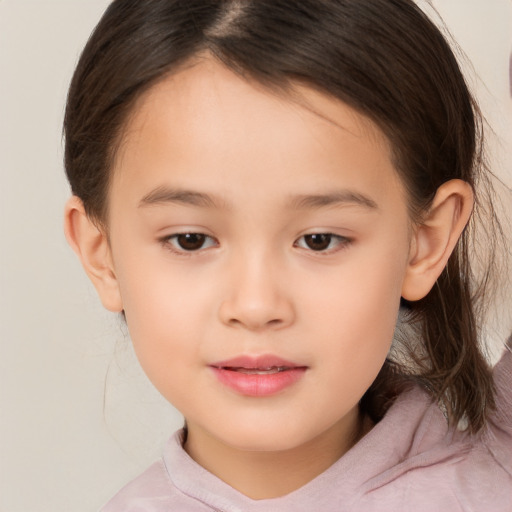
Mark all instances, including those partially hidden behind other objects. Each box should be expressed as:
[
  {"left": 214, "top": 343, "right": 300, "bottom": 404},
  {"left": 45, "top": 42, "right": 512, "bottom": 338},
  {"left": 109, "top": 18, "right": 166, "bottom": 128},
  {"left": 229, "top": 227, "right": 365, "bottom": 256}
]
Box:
[{"left": 63, "top": 0, "right": 511, "bottom": 510}]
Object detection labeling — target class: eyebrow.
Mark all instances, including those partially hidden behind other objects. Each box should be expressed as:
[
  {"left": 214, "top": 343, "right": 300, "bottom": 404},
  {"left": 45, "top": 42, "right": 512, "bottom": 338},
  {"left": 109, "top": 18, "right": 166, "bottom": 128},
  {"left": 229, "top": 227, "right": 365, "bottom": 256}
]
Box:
[
  {"left": 288, "top": 190, "right": 378, "bottom": 211},
  {"left": 138, "top": 186, "right": 378, "bottom": 211},
  {"left": 139, "top": 186, "right": 224, "bottom": 209}
]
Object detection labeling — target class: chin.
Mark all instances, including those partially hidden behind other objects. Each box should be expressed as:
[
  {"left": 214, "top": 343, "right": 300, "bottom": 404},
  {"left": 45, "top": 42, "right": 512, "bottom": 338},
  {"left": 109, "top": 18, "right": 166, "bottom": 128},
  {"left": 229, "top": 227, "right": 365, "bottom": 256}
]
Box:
[{"left": 218, "top": 421, "right": 319, "bottom": 453}]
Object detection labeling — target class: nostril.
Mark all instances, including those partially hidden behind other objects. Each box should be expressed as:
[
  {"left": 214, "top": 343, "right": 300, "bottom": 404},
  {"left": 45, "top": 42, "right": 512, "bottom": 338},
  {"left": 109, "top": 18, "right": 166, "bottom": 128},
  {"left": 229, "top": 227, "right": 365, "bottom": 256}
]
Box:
[
  {"left": 225, "top": 315, "right": 286, "bottom": 331},
  {"left": 218, "top": 287, "right": 295, "bottom": 330}
]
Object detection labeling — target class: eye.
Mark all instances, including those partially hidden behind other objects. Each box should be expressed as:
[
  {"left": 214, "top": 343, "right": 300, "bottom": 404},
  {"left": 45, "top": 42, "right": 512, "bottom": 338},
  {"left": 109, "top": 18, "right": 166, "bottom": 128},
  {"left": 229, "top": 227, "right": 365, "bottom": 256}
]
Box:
[
  {"left": 295, "top": 233, "right": 350, "bottom": 252},
  {"left": 164, "top": 233, "right": 217, "bottom": 252}
]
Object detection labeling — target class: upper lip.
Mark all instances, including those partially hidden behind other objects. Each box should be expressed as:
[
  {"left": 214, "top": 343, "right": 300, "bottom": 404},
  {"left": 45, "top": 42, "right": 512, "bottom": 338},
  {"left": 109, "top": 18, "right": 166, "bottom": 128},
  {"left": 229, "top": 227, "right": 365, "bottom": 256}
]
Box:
[{"left": 210, "top": 354, "right": 306, "bottom": 370}]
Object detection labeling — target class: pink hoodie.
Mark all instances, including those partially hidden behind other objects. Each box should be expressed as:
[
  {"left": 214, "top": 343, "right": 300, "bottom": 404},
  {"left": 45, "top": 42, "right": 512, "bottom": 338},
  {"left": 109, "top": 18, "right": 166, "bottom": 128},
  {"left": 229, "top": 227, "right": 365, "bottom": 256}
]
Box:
[{"left": 101, "top": 340, "right": 512, "bottom": 511}]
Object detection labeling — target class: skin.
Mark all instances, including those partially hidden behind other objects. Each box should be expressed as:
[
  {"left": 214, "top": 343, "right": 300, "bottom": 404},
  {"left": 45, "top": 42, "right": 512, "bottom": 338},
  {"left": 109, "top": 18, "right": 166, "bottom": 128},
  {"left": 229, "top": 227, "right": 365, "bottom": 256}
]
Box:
[{"left": 65, "top": 57, "right": 474, "bottom": 499}]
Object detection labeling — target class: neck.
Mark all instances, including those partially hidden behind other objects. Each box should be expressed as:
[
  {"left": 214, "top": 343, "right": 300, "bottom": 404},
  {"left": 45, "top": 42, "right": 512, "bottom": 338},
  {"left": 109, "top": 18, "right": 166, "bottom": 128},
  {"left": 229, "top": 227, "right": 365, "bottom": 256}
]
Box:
[{"left": 183, "top": 408, "right": 371, "bottom": 500}]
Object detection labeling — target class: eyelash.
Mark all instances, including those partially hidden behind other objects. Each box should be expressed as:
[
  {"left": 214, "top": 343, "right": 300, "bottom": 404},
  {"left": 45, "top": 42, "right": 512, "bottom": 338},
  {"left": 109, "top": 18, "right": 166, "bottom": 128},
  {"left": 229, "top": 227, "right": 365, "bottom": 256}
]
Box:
[
  {"left": 160, "top": 232, "right": 352, "bottom": 255},
  {"left": 162, "top": 233, "right": 218, "bottom": 254},
  {"left": 294, "top": 233, "right": 352, "bottom": 254}
]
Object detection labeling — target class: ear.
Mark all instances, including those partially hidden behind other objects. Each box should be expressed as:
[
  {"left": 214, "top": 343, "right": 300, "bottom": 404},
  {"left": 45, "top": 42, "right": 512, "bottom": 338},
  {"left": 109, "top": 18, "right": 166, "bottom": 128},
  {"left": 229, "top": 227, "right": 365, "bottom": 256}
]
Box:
[
  {"left": 401, "top": 179, "right": 474, "bottom": 302},
  {"left": 64, "top": 196, "right": 123, "bottom": 312}
]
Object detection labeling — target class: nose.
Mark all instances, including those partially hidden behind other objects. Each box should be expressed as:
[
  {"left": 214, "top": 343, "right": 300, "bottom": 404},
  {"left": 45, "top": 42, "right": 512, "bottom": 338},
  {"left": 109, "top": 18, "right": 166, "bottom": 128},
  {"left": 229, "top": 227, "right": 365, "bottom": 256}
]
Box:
[{"left": 218, "top": 251, "right": 295, "bottom": 331}]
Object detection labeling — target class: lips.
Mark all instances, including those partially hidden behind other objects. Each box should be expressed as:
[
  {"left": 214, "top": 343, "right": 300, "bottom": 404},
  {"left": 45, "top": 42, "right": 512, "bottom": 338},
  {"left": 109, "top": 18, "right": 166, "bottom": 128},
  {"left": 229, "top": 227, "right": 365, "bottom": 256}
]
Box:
[
  {"left": 210, "top": 355, "right": 307, "bottom": 396},
  {"left": 225, "top": 366, "right": 289, "bottom": 375}
]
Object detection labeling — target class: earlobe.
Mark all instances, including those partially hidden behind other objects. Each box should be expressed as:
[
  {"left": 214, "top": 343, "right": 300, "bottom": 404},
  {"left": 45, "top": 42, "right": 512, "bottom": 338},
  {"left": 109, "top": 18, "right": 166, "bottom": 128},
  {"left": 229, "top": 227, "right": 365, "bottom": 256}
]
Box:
[
  {"left": 64, "top": 196, "right": 123, "bottom": 312},
  {"left": 401, "top": 179, "right": 474, "bottom": 302}
]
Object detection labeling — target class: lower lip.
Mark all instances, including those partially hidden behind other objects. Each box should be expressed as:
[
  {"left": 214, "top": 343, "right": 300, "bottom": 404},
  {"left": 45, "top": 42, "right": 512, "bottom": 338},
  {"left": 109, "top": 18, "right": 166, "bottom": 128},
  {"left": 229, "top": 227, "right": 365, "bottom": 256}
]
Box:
[{"left": 211, "top": 367, "right": 307, "bottom": 397}]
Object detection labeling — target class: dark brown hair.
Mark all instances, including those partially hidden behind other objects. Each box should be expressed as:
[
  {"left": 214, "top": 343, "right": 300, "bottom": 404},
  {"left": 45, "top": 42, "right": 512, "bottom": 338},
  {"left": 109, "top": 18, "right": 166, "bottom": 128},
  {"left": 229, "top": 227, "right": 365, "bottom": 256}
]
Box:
[{"left": 64, "top": 0, "right": 502, "bottom": 432}]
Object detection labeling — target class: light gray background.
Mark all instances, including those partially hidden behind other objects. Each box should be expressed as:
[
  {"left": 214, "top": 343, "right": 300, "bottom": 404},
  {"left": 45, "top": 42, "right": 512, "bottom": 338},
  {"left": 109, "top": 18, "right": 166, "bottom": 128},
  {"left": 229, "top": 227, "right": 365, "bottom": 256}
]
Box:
[{"left": 1, "top": 1, "right": 511, "bottom": 511}]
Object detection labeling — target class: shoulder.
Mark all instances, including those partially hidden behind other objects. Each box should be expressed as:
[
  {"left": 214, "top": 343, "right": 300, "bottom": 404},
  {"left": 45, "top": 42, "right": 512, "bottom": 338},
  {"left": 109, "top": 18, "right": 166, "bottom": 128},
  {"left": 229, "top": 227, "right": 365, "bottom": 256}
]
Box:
[
  {"left": 99, "top": 460, "right": 171, "bottom": 512},
  {"left": 98, "top": 456, "right": 210, "bottom": 512},
  {"left": 400, "top": 339, "right": 512, "bottom": 510},
  {"left": 353, "top": 341, "right": 512, "bottom": 511},
  {"left": 482, "top": 337, "right": 512, "bottom": 474},
  {"left": 489, "top": 336, "right": 512, "bottom": 433}
]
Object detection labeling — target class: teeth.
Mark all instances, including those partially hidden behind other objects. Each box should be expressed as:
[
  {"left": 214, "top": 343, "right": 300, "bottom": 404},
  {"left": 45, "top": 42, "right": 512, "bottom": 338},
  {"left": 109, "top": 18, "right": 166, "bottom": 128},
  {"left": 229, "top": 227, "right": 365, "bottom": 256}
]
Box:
[{"left": 227, "top": 366, "right": 288, "bottom": 375}]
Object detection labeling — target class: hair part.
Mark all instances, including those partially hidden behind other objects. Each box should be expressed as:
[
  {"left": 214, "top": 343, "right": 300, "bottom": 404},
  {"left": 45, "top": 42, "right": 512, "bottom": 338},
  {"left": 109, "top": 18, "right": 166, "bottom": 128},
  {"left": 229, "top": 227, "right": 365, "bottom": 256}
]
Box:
[{"left": 64, "top": 0, "right": 506, "bottom": 432}]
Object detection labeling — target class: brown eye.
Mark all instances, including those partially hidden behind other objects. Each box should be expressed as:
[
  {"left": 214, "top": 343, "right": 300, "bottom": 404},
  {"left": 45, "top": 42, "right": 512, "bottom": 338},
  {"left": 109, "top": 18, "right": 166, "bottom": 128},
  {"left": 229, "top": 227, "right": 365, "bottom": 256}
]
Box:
[
  {"left": 177, "top": 233, "right": 206, "bottom": 250},
  {"left": 303, "top": 234, "right": 333, "bottom": 251},
  {"left": 295, "top": 233, "right": 350, "bottom": 253},
  {"left": 166, "top": 233, "right": 217, "bottom": 252}
]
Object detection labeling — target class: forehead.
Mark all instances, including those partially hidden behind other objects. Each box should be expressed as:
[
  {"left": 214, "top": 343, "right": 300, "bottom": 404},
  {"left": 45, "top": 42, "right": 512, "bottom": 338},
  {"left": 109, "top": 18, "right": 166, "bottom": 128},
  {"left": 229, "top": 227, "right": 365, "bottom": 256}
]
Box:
[{"left": 112, "top": 57, "right": 404, "bottom": 208}]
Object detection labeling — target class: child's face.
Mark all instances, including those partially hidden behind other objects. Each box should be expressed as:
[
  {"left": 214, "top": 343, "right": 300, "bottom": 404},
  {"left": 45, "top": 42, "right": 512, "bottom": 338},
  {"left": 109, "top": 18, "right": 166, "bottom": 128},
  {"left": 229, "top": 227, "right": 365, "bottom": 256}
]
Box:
[{"left": 106, "top": 59, "right": 413, "bottom": 453}]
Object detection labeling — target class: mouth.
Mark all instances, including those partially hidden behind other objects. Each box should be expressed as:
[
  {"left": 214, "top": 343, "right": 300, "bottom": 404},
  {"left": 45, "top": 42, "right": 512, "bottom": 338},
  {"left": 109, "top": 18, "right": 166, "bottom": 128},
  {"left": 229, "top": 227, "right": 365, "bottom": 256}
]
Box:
[
  {"left": 210, "top": 355, "right": 308, "bottom": 396},
  {"left": 220, "top": 366, "right": 293, "bottom": 375}
]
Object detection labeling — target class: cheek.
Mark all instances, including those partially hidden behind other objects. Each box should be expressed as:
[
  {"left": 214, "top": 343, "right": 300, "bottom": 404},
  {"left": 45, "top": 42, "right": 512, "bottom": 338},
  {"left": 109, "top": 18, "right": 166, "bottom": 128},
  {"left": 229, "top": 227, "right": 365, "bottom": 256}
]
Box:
[
  {"left": 121, "top": 285, "right": 205, "bottom": 406},
  {"left": 307, "top": 232, "right": 408, "bottom": 328},
  {"left": 111, "top": 247, "right": 213, "bottom": 384},
  {"left": 306, "top": 238, "right": 408, "bottom": 382}
]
